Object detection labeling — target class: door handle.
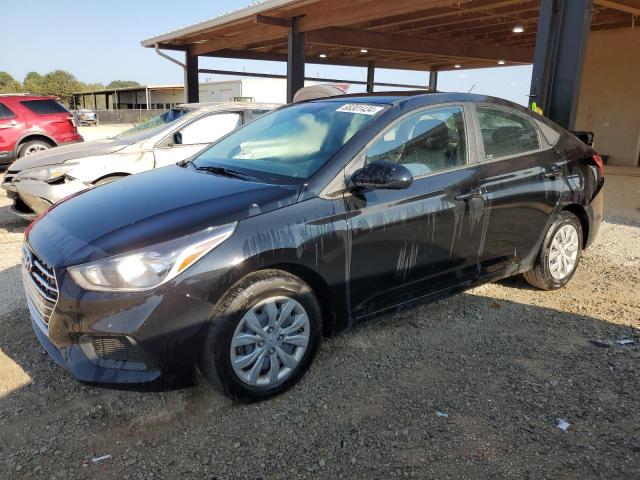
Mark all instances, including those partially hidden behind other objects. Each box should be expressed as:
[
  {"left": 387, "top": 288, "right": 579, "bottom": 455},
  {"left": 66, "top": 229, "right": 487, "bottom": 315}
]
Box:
[
  {"left": 542, "top": 166, "right": 562, "bottom": 179},
  {"left": 455, "top": 186, "right": 484, "bottom": 201},
  {"left": 0, "top": 120, "right": 17, "bottom": 129}
]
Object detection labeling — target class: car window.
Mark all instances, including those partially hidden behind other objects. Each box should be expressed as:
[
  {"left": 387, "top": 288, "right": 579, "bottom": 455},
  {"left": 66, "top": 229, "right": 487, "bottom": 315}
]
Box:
[
  {"left": 116, "top": 108, "right": 189, "bottom": 137},
  {"left": 193, "top": 101, "right": 384, "bottom": 181},
  {"left": 179, "top": 113, "right": 241, "bottom": 145},
  {"left": 477, "top": 106, "right": 540, "bottom": 160},
  {"left": 366, "top": 106, "right": 467, "bottom": 177},
  {"left": 0, "top": 102, "right": 15, "bottom": 120},
  {"left": 20, "top": 99, "right": 69, "bottom": 115}
]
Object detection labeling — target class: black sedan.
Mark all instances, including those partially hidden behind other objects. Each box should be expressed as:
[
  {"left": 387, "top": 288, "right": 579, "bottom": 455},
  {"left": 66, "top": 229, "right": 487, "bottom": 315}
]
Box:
[{"left": 22, "top": 92, "right": 604, "bottom": 401}]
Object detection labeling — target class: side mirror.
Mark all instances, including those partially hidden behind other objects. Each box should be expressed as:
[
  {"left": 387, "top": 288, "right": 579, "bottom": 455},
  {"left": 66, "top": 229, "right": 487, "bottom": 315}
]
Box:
[
  {"left": 350, "top": 160, "right": 413, "bottom": 190},
  {"left": 173, "top": 131, "right": 183, "bottom": 146}
]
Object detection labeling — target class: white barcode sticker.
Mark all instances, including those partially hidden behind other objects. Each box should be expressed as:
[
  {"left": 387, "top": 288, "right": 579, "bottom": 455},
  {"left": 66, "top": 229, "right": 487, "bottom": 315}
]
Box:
[{"left": 336, "top": 104, "right": 384, "bottom": 115}]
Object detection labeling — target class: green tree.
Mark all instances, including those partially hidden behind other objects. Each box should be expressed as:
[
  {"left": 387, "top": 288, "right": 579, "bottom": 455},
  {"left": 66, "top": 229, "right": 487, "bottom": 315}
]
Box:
[
  {"left": 0, "top": 72, "right": 22, "bottom": 93},
  {"left": 106, "top": 80, "right": 140, "bottom": 89},
  {"left": 40, "top": 70, "right": 82, "bottom": 106},
  {"left": 23, "top": 71, "right": 45, "bottom": 94}
]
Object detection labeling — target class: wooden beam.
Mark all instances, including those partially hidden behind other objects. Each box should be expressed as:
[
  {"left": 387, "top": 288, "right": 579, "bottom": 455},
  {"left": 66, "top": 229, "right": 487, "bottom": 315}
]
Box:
[
  {"left": 198, "top": 68, "right": 427, "bottom": 89},
  {"left": 306, "top": 26, "right": 533, "bottom": 63},
  {"left": 297, "top": 0, "right": 464, "bottom": 31},
  {"left": 200, "top": 48, "right": 435, "bottom": 71},
  {"left": 594, "top": 0, "right": 640, "bottom": 16},
  {"left": 191, "top": 24, "right": 285, "bottom": 56},
  {"left": 254, "top": 14, "right": 291, "bottom": 28},
  {"left": 365, "top": 0, "right": 534, "bottom": 32}
]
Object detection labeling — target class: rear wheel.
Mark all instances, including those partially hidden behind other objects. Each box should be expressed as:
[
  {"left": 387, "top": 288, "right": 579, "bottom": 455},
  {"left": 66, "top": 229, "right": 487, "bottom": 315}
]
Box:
[
  {"left": 199, "top": 270, "right": 322, "bottom": 401},
  {"left": 18, "top": 140, "right": 52, "bottom": 158},
  {"left": 524, "top": 211, "right": 583, "bottom": 290}
]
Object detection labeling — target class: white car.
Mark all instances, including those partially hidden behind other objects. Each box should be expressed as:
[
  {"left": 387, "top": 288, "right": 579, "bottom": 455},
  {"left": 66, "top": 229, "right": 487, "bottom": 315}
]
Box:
[{"left": 2, "top": 102, "right": 279, "bottom": 219}]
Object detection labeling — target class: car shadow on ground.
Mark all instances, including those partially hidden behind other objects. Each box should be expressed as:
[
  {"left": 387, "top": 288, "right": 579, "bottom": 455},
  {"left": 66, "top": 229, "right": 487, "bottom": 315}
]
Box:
[
  {"left": 0, "top": 260, "right": 638, "bottom": 477},
  {"left": 0, "top": 205, "right": 30, "bottom": 234}
]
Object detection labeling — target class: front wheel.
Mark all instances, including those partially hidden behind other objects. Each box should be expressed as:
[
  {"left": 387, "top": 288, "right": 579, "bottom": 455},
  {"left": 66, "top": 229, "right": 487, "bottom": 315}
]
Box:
[
  {"left": 199, "top": 270, "right": 322, "bottom": 401},
  {"left": 524, "top": 211, "right": 583, "bottom": 290}
]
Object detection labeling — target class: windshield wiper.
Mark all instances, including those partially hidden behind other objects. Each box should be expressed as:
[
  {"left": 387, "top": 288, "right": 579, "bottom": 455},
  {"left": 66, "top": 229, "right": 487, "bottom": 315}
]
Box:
[{"left": 193, "top": 165, "right": 257, "bottom": 181}]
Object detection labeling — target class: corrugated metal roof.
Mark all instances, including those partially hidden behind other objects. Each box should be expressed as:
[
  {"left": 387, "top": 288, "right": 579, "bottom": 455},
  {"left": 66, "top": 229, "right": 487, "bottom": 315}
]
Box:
[{"left": 140, "top": 0, "right": 299, "bottom": 47}]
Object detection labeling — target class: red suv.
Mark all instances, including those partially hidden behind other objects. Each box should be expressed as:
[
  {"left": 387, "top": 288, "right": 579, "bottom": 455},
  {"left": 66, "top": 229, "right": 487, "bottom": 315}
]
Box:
[{"left": 0, "top": 95, "right": 83, "bottom": 166}]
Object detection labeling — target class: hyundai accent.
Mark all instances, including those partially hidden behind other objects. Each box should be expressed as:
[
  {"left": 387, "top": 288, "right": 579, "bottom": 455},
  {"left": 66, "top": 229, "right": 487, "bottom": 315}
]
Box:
[{"left": 21, "top": 92, "right": 604, "bottom": 401}]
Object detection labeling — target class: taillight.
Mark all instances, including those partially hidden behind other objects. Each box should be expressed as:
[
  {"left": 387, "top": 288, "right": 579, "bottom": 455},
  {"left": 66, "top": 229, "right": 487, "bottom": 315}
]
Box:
[
  {"left": 592, "top": 154, "right": 605, "bottom": 177},
  {"left": 68, "top": 115, "right": 77, "bottom": 128}
]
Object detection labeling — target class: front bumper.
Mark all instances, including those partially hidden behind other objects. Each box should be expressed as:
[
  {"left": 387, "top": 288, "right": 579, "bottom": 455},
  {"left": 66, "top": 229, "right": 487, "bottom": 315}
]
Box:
[
  {"left": 0, "top": 149, "right": 14, "bottom": 165},
  {"left": 26, "top": 264, "right": 216, "bottom": 384},
  {"left": 3, "top": 178, "right": 88, "bottom": 219}
]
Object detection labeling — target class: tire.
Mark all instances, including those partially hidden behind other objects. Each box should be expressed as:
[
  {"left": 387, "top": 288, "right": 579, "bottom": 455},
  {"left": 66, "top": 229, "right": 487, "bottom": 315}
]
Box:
[
  {"left": 94, "top": 175, "right": 127, "bottom": 186},
  {"left": 524, "top": 211, "right": 583, "bottom": 290},
  {"left": 18, "top": 140, "right": 52, "bottom": 158},
  {"left": 199, "top": 269, "right": 322, "bottom": 401}
]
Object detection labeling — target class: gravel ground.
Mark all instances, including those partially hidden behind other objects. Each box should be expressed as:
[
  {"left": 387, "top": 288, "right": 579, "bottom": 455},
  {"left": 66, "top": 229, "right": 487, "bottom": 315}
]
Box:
[{"left": 0, "top": 184, "right": 638, "bottom": 479}]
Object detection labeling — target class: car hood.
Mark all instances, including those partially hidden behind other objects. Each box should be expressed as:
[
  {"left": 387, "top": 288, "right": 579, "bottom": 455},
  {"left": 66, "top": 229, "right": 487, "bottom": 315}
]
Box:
[
  {"left": 10, "top": 138, "right": 131, "bottom": 170},
  {"left": 26, "top": 165, "right": 301, "bottom": 267}
]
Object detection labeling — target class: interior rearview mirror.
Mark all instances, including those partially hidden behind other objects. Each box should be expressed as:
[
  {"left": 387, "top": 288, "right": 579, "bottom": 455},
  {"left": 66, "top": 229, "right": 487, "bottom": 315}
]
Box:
[{"left": 350, "top": 160, "right": 413, "bottom": 190}]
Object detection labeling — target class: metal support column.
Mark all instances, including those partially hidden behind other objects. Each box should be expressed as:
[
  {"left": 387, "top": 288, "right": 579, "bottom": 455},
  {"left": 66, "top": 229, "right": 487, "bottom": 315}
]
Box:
[
  {"left": 185, "top": 47, "right": 199, "bottom": 103},
  {"left": 428, "top": 71, "right": 438, "bottom": 92},
  {"left": 287, "top": 17, "right": 306, "bottom": 103},
  {"left": 145, "top": 87, "right": 150, "bottom": 110},
  {"left": 366, "top": 61, "right": 375, "bottom": 93},
  {"left": 92, "top": 93, "right": 97, "bottom": 109},
  {"left": 529, "top": 0, "right": 593, "bottom": 129}
]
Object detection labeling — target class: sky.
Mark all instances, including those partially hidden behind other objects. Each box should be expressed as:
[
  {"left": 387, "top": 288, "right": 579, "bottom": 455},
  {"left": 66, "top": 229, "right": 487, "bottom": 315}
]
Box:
[{"left": 0, "top": 0, "right": 533, "bottom": 105}]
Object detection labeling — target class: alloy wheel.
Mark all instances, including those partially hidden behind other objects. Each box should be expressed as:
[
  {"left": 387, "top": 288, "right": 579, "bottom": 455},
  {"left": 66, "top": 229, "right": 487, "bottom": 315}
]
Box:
[
  {"left": 24, "top": 144, "right": 48, "bottom": 156},
  {"left": 230, "top": 296, "right": 310, "bottom": 387},
  {"left": 548, "top": 224, "right": 579, "bottom": 280}
]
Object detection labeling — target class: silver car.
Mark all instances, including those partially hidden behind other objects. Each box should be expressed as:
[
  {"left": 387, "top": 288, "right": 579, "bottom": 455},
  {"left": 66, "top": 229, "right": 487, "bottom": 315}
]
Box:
[{"left": 2, "top": 102, "right": 279, "bottom": 219}]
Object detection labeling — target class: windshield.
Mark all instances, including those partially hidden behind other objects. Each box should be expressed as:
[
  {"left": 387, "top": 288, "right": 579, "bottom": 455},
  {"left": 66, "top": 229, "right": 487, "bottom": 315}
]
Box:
[
  {"left": 192, "top": 101, "right": 385, "bottom": 181},
  {"left": 116, "top": 108, "right": 188, "bottom": 137}
]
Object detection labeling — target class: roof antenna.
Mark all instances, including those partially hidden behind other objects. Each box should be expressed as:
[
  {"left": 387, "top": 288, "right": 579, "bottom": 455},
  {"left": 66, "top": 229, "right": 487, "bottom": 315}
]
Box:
[{"left": 468, "top": 84, "right": 476, "bottom": 93}]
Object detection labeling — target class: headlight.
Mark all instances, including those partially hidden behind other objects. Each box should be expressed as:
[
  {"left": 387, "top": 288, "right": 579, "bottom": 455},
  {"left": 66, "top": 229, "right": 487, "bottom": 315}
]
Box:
[
  {"left": 68, "top": 223, "right": 237, "bottom": 292},
  {"left": 16, "top": 164, "right": 78, "bottom": 182}
]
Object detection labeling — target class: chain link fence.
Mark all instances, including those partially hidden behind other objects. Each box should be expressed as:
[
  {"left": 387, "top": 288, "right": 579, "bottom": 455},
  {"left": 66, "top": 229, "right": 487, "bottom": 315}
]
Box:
[{"left": 93, "top": 109, "right": 166, "bottom": 125}]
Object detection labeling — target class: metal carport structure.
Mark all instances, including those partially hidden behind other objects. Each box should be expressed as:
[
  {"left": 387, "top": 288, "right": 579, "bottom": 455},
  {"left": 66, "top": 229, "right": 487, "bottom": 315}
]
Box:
[{"left": 141, "top": 0, "right": 640, "bottom": 132}]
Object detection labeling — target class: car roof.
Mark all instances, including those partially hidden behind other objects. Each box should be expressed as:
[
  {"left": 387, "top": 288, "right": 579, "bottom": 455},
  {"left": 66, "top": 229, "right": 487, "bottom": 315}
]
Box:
[
  {"left": 0, "top": 94, "right": 58, "bottom": 102},
  {"left": 301, "top": 91, "right": 536, "bottom": 117},
  {"left": 304, "top": 91, "right": 524, "bottom": 108},
  {"left": 177, "top": 101, "right": 282, "bottom": 112}
]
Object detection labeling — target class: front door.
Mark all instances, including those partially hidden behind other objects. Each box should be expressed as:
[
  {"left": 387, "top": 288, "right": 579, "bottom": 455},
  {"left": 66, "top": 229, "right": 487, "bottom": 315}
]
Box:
[
  {"left": 473, "top": 105, "right": 565, "bottom": 280},
  {"left": 345, "top": 105, "right": 488, "bottom": 318}
]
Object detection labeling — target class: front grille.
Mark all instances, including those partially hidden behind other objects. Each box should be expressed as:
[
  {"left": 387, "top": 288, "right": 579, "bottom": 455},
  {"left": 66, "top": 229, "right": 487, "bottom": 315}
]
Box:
[
  {"left": 89, "top": 337, "right": 146, "bottom": 364},
  {"left": 3, "top": 169, "right": 19, "bottom": 185},
  {"left": 22, "top": 246, "right": 58, "bottom": 324}
]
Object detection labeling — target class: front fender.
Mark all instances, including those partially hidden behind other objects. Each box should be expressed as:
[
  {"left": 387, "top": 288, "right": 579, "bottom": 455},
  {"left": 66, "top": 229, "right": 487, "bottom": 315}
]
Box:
[
  {"left": 67, "top": 151, "right": 154, "bottom": 183},
  {"left": 167, "top": 197, "right": 351, "bottom": 330}
]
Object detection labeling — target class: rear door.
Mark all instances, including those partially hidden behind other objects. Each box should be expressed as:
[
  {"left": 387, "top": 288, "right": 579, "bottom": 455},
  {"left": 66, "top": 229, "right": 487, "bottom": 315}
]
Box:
[
  {"left": 473, "top": 104, "right": 565, "bottom": 280},
  {"left": 345, "top": 104, "right": 487, "bottom": 317},
  {"left": 154, "top": 112, "right": 241, "bottom": 167},
  {"left": 19, "top": 99, "right": 78, "bottom": 143},
  {"left": 0, "top": 101, "right": 21, "bottom": 162}
]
